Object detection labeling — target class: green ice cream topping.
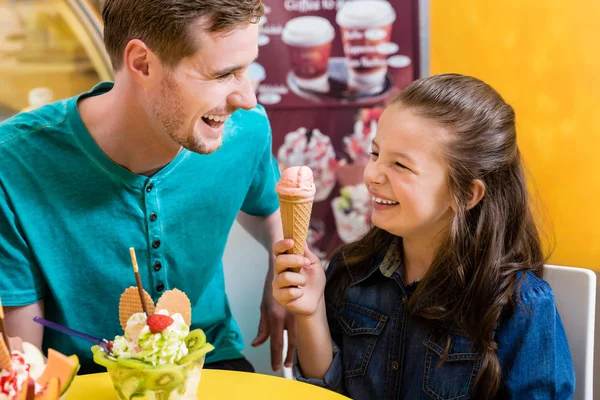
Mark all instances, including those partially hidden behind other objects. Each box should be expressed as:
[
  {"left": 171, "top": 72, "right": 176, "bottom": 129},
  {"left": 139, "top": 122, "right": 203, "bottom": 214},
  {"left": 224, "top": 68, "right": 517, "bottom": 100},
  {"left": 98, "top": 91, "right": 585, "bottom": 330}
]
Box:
[{"left": 112, "top": 310, "right": 189, "bottom": 366}]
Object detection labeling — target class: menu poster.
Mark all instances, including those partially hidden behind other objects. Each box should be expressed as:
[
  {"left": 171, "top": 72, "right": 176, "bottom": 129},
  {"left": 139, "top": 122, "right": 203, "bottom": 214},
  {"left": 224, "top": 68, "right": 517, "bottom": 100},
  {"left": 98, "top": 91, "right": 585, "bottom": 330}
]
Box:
[{"left": 251, "top": 0, "right": 423, "bottom": 260}]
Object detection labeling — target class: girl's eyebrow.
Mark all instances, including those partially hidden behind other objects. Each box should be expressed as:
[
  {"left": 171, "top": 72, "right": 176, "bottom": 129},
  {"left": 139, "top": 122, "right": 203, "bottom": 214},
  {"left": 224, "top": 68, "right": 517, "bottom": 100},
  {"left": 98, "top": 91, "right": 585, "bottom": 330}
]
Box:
[
  {"left": 391, "top": 151, "right": 416, "bottom": 164},
  {"left": 371, "top": 140, "right": 416, "bottom": 164}
]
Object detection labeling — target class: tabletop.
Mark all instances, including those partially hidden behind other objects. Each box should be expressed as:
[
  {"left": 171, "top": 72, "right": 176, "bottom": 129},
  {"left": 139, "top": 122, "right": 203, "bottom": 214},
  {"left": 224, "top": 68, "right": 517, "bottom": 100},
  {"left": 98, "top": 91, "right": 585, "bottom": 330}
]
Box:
[{"left": 66, "top": 369, "right": 350, "bottom": 399}]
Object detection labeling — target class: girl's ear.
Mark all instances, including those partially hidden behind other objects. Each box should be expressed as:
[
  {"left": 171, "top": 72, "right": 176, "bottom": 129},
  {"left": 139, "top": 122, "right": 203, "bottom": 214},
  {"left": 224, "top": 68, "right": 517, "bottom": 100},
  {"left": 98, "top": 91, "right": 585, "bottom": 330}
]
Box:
[{"left": 466, "top": 179, "right": 486, "bottom": 210}]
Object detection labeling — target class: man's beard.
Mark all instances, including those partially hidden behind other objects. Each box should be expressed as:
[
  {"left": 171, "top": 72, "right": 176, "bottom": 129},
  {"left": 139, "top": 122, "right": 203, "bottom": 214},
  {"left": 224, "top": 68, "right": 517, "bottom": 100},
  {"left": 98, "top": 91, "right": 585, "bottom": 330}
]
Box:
[{"left": 150, "top": 73, "right": 217, "bottom": 155}]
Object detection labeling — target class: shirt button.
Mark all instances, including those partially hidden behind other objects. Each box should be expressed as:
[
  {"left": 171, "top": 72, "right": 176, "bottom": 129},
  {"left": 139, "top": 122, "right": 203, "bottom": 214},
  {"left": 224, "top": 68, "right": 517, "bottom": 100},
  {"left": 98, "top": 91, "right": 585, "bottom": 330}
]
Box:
[
  {"left": 152, "top": 239, "right": 161, "bottom": 249},
  {"left": 146, "top": 184, "right": 153, "bottom": 193},
  {"left": 150, "top": 212, "right": 158, "bottom": 222},
  {"left": 391, "top": 361, "right": 399, "bottom": 370},
  {"left": 156, "top": 282, "right": 165, "bottom": 292},
  {"left": 153, "top": 261, "right": 162, "bottom": 272}
]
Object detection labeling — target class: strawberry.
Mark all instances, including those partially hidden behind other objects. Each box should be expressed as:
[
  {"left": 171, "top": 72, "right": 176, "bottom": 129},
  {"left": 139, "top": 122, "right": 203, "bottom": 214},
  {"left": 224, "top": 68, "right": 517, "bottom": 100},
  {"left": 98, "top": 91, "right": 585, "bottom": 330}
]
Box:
[{"left": 147, "top": 314, "right": 174, "bottom": 334}]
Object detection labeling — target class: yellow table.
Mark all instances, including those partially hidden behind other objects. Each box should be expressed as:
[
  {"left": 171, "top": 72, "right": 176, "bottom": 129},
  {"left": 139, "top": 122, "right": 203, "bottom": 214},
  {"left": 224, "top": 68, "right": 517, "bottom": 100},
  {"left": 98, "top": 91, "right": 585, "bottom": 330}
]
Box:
[{"left": 66, "top": 370, "right": 350, "bottom": 399}]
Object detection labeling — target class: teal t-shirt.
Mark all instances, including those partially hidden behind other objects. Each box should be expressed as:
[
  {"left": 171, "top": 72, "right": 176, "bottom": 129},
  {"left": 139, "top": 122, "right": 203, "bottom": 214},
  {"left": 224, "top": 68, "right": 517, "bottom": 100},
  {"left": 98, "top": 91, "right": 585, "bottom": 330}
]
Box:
[{"left": 0, "top": 82, "right": 280, "bottom": 373}]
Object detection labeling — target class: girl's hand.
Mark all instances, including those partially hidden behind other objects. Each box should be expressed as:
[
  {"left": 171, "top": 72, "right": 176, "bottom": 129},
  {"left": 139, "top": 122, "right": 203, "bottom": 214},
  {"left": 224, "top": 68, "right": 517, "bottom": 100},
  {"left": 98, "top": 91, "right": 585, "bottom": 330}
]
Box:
[{"left": 272, "top": 239, "right": 326, "bottom": 317}]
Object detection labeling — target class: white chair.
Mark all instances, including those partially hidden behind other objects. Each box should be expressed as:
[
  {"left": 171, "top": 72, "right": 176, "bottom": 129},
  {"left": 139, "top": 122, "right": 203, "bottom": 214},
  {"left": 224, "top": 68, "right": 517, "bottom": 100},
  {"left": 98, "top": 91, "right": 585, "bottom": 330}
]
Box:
[
  {"left": 544, "top": 264, "right": 596, "bottom": 400},
  {"left": 222, "top": 221, "right": 294, "bottom": 379}
]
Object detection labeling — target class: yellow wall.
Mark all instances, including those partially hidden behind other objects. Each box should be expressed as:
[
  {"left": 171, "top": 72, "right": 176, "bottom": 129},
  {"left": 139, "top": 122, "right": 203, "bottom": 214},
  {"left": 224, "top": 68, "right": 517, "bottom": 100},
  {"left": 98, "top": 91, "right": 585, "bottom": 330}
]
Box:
[{"left": 430, "top": 0, "right": 600, "bottom": 270}]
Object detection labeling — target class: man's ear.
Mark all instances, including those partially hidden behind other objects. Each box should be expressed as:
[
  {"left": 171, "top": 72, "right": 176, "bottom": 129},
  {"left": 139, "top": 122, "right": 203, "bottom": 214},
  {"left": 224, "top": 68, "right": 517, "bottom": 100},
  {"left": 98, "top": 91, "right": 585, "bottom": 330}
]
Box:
[
  {"left": 123, "top": 39, "right": 159, "bottom": 83},
  {"left": 466, "top": 179, "right": 485, "bottom": 210}
]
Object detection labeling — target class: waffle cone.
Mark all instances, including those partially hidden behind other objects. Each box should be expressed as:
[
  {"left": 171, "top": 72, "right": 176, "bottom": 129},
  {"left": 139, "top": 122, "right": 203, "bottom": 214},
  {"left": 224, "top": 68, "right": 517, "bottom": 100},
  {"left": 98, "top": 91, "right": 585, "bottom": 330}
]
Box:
[
  {"left": 0, "top": 336, "right": 11, "bottom": 371},
  {"left": 119, "top": 287, "right": 155, "bottom": 331},
  {"left": 279, "top": 194, "right": 313, "bottom": 271},
  {"left": 155, "top": 289, "right": 192, "bottom": 325}
]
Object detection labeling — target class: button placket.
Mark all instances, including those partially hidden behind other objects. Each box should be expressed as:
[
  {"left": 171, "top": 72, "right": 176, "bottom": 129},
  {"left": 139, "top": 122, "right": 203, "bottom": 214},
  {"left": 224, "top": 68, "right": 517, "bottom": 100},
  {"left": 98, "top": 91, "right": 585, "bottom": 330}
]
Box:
[
  {"left": 386, "top": 290, "right": 406, "bottom": 398},
  {"left": 144, "top": 180, "right": 166, "bottom": 297}
]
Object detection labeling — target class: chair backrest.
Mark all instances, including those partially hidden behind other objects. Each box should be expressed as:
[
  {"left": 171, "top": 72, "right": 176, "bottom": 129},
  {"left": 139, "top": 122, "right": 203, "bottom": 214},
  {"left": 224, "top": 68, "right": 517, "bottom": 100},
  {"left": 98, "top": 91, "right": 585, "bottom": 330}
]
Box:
[{"left": 544, "top": 264, "right": 596, "bottom": 400}]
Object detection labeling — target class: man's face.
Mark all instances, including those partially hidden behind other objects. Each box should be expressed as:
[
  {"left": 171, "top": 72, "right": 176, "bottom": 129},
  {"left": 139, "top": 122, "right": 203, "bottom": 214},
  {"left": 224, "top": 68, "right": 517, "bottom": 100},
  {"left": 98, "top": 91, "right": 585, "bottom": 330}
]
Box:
[{"left": 147, "top": 21, "right": 259, "bottom": 154}]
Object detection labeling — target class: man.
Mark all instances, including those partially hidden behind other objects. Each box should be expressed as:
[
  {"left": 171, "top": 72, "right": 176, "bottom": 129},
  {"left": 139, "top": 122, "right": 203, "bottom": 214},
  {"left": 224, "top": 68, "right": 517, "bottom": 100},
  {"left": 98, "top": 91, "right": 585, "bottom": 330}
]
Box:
[{"left": 0, "top": 0, "right": 295, "bottom": 374}]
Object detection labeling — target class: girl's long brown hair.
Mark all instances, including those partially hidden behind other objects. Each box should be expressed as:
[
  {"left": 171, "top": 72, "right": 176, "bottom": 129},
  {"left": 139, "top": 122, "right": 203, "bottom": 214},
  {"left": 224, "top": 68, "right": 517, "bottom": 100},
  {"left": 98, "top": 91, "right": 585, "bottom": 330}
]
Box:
[{"left": 330, "top": 74, "right": 545, "bottom": 398}]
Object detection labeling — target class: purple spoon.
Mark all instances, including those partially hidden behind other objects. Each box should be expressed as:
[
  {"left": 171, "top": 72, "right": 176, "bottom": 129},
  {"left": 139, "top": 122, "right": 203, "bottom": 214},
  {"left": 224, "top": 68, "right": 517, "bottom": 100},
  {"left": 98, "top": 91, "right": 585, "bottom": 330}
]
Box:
[{"left": 33, "top": 316, "right": 112, "bottom": 353}]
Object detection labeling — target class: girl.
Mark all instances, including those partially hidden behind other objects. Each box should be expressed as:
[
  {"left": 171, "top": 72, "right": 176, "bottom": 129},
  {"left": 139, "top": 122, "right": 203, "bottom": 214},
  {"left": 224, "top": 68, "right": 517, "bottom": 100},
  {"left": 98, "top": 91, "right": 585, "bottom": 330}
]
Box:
[{"left": 272, "top": 74, "right": 575, "bottom": 399}]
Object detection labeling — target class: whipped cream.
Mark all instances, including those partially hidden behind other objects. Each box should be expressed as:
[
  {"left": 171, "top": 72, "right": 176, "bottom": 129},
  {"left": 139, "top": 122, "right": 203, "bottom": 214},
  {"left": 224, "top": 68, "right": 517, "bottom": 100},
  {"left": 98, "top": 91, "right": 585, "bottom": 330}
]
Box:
[
  {"left": 0, "top": 352, "right": 42, "bottom": 399},
  {"left": 112, "top": 310, "right": 189, "bottom": 366}
]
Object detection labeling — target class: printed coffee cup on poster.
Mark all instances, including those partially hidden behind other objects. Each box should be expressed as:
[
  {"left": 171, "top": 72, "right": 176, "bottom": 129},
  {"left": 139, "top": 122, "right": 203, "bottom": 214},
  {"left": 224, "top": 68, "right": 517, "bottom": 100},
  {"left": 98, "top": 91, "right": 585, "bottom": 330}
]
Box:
[
  {"left": 282, "top": 16, "right": 335, "bottom": 93},
  {"left": 336, "top": 0, "right": 396, "bottom": 95},
  {"left": 248, "top": 62, "right": 266, "bottom": 93}
]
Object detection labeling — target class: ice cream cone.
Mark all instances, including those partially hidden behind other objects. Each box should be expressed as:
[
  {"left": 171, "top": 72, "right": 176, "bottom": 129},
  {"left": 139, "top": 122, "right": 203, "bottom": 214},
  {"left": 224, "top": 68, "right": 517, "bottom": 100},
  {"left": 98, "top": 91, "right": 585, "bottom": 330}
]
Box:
[
  {"left": 276, "top": 166, "right": 316, "bottom": 272},
  {"left": 0, "top": 336, "right": 11, "bottom": 371},
  {"left": 279, "top": 194, "right": 313, "bottom": 257}
]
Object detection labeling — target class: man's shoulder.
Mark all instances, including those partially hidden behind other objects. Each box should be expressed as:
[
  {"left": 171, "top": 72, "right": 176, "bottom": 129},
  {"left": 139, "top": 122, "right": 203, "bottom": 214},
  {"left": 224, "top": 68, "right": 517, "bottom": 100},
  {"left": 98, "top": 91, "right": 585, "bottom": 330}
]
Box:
[
  {"left": 231, "top": 104, "right": 269, "bottom": 122},
  {"left": 0, "top": 99, "right": 71, "bottom": 149},
  {"left": 227, "top": 105, "right": 271, "bottom": 141}
]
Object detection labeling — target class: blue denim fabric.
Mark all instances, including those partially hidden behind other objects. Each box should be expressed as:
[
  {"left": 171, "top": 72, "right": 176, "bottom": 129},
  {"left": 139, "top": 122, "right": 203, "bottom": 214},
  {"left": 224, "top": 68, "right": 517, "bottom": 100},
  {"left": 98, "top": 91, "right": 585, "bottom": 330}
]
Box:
[{"left": 294, "top": 243, "right": 575, "bottom": 399}]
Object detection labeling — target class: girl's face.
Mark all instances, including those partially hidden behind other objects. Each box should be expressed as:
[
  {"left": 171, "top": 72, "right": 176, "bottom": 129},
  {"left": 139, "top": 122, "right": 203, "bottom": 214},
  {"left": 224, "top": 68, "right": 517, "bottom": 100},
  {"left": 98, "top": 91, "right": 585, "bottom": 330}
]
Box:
[{"left": 364, "top": 106, "right": 455, "bottom": 242}]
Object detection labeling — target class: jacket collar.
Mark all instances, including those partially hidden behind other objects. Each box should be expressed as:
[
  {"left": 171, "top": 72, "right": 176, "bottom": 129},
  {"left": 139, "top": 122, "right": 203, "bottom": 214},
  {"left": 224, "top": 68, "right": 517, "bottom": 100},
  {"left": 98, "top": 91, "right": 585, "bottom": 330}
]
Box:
[{"left": 349, "top": 237, "right": 403, "bottom": 286}]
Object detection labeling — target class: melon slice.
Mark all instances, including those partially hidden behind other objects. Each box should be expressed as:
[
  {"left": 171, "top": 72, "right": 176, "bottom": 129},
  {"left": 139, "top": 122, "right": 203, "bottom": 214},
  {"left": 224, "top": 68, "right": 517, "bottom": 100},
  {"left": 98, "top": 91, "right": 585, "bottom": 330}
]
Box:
[
  {"left": 37, "top": 349, "right": 80, "bottom": 395},
  {"left": 35, "top": 377, "right": 60, "bottom": 400},
  {"left": 16, "top": 375, "right": 61, "bottom": 400},
  {"left": 17, "top": 387, "right": 27, "bottom": 400}
]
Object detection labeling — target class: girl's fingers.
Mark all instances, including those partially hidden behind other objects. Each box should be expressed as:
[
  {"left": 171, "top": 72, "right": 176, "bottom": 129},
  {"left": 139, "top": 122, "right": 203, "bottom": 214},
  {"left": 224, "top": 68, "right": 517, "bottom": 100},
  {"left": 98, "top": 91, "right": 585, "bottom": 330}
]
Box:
[
  {"left": 272, "top": 239, "right": 294, "bottom": 256},
  {"left": 273, "top": 271, "right": 307, "bottom": 289},
  {"left": 274, "top": 254, "right": 310, "bottom": 274},
  {"left": 278, "top": 286, "right": 304, "bottom": 304}
]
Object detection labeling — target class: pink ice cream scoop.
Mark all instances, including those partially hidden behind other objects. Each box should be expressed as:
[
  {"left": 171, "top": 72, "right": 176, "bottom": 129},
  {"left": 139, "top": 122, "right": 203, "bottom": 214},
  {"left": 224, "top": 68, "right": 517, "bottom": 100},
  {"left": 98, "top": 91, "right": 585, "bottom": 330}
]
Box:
[
  {"left": 277, "top": 128, "right": 337, "bottom": 202},
  {"left": 275, "top": 166, "right": 316, "bottom": 199}
]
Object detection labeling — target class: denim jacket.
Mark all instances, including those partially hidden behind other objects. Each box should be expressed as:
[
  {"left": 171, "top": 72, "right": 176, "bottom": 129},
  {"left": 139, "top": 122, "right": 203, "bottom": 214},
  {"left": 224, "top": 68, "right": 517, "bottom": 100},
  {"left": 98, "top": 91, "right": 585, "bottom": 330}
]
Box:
[{"left": 295, "top": 240, "right": 575, "bottom": 399}]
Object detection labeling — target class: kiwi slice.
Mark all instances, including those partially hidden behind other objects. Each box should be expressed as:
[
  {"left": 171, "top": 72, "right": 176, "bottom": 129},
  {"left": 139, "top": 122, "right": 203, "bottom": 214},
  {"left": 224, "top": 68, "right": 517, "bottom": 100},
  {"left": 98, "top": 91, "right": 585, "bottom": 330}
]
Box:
[
  {"left": 144, "top": 364, "right": 185, "bottom": 391},
  {"left": 176, "top": 343, "right": 215, "bottom": 365},
  {"left": 93, "top": 348, "right": 119, "bottom": 369},
  {"left": 111, "top": 374, "right": 143, "bottom": 399},
  {"left": 114, "top": 386, "right": 128, "bottom": 400},
  {"left": 185, "top": 329, "right": 206, "bottom": 352},
  {"left": 110, "top": 367, "right": 141, "bottom": 386},
  {"left": 116, "top": 357, "right": 153, "bottom": 370}
]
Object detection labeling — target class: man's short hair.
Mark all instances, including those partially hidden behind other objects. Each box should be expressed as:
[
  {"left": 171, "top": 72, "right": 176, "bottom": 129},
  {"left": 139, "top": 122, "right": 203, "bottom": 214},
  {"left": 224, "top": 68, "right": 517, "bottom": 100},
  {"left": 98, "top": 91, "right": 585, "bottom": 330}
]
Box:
[{"left": 102, "top": 0, "right": 264, "bottom": 70}]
